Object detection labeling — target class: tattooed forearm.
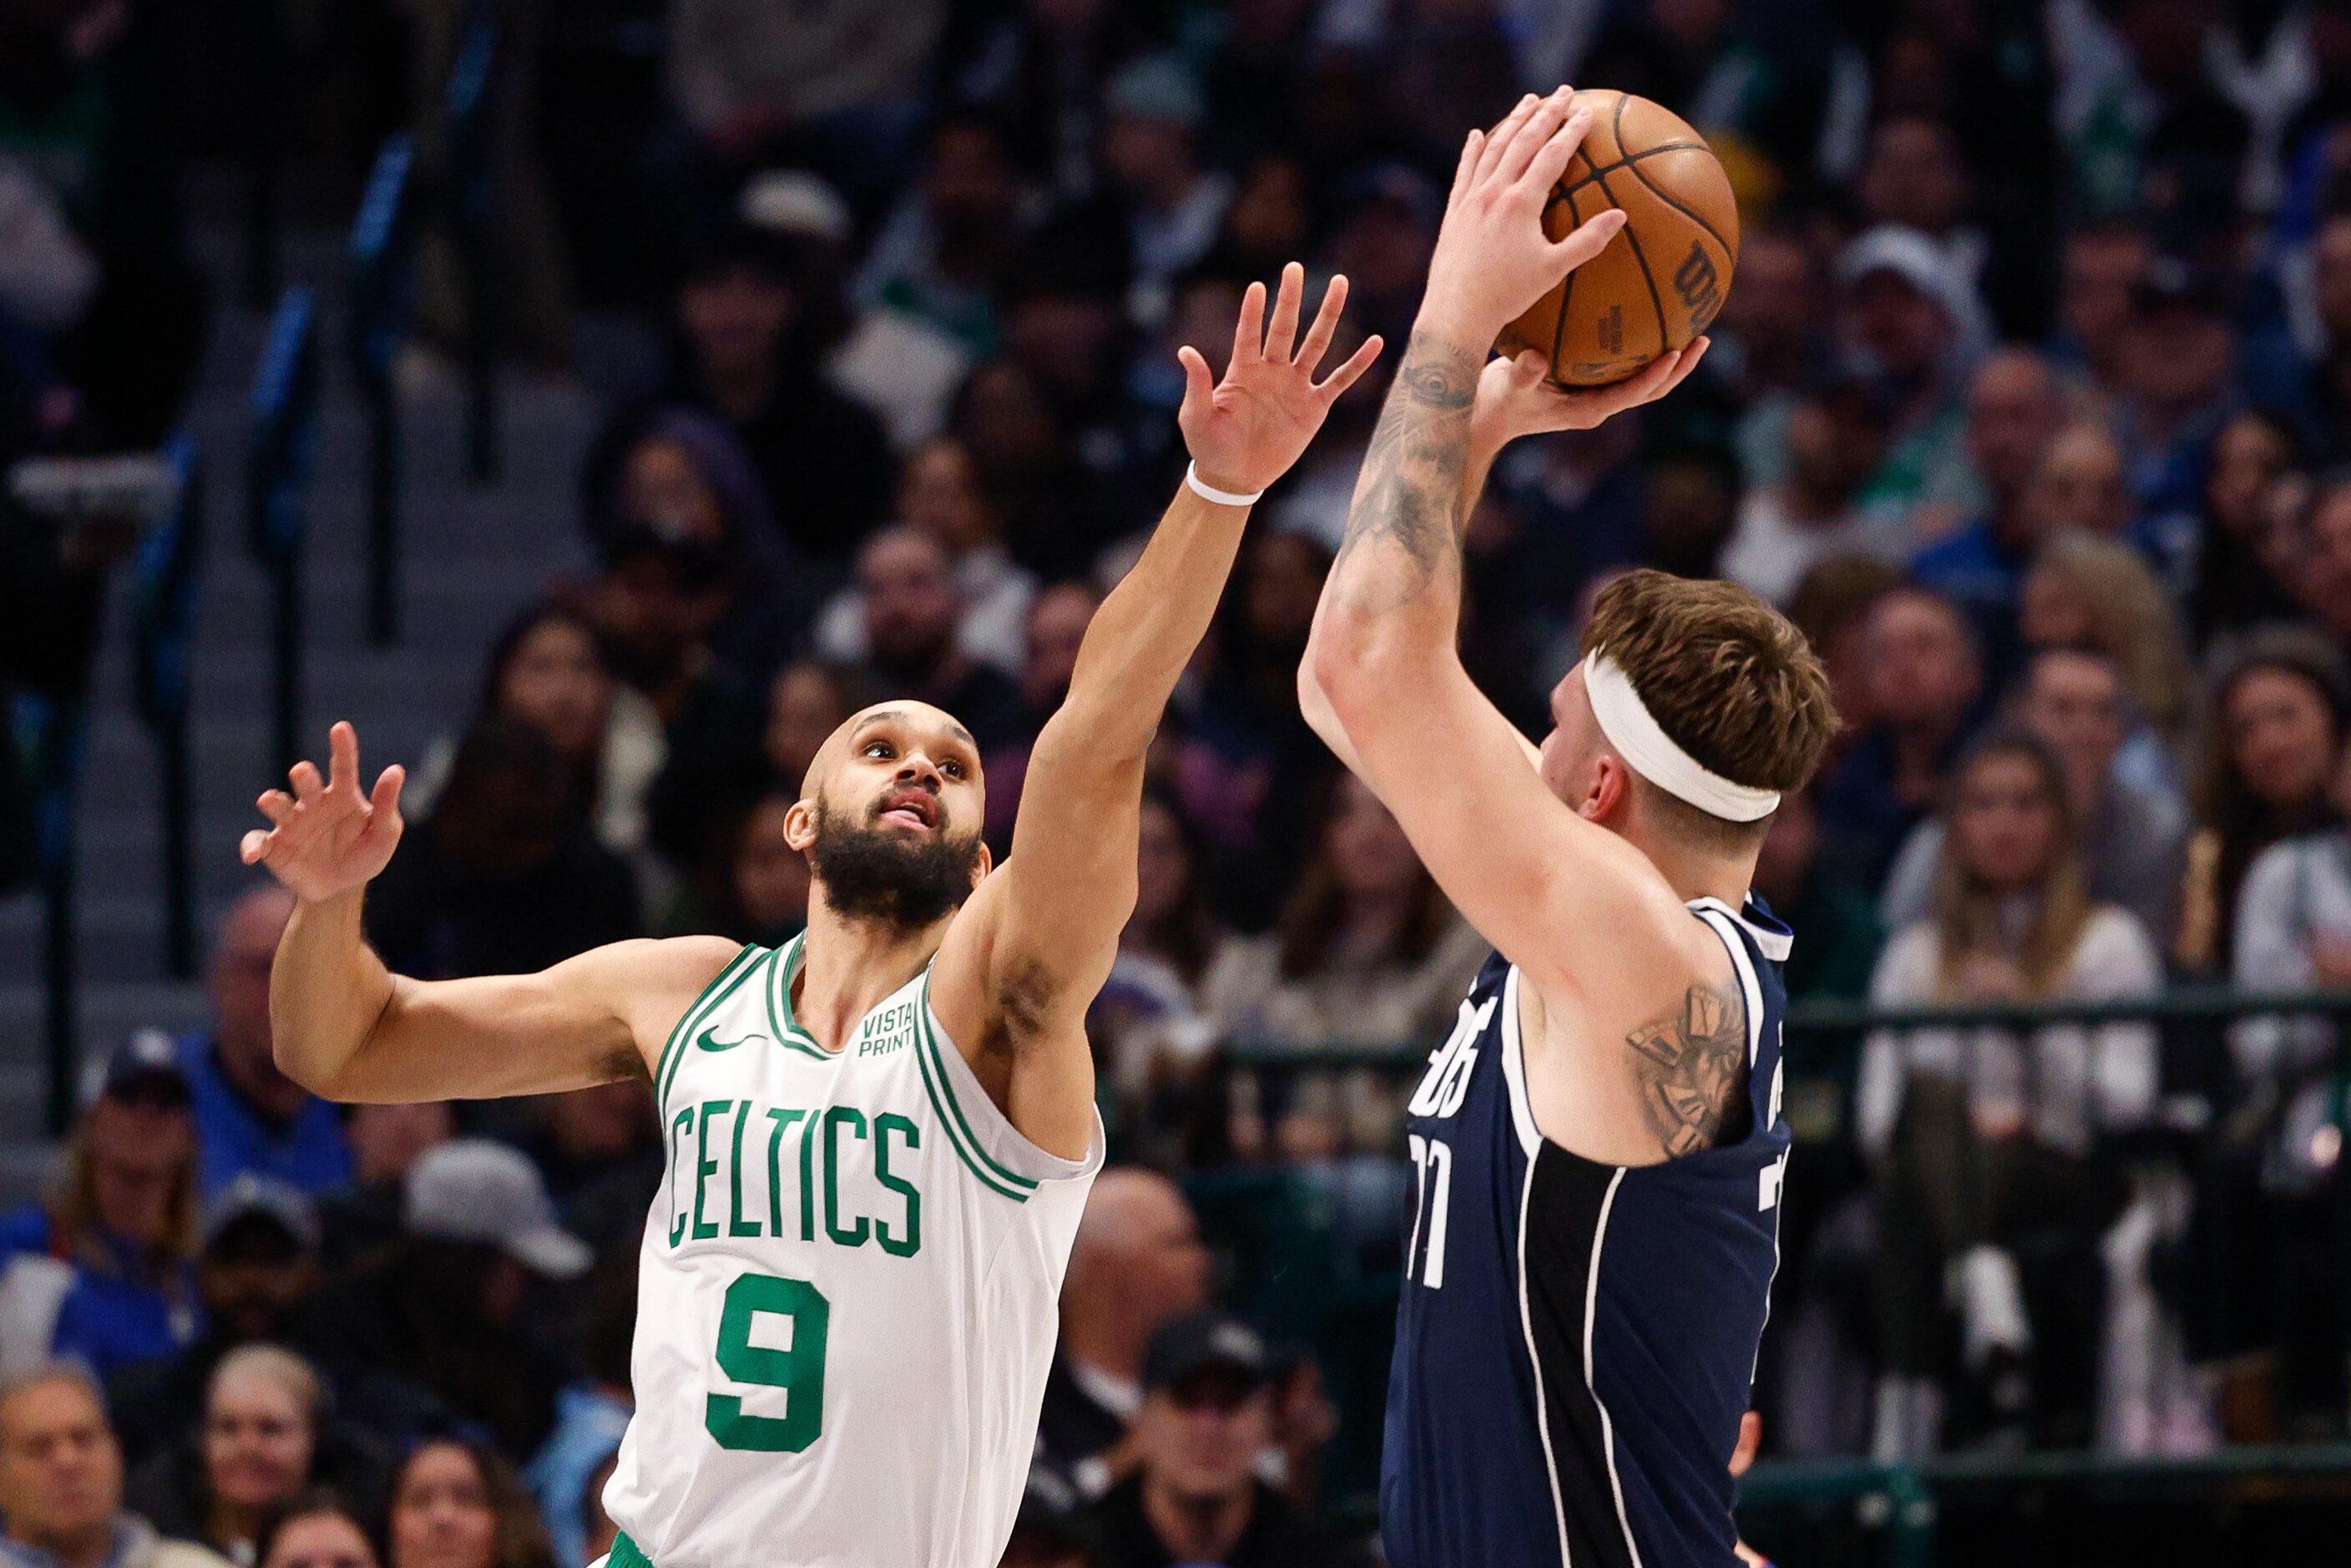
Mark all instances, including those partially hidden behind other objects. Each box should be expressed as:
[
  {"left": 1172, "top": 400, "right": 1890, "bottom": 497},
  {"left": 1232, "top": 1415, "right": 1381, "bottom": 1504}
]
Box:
[
  {"left": 1330, "top": 330, "right": 1481, "bottom": 609},
  {"left": 1625, "top": 981, "right": 1749, "bottom": 1158}
]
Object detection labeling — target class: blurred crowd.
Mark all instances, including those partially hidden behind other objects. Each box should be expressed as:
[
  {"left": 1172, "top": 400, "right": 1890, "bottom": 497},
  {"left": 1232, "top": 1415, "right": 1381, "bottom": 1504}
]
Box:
[{"left": 17, "top": 0, "right": 2351, "bottom": 1558}]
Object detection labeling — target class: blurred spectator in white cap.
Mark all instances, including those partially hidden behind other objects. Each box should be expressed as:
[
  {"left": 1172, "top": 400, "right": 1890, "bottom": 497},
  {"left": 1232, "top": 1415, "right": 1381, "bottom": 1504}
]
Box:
[
  {"left": 311, "top": 1145, "right": 585, "bottom": 1455},
  {"left": 1836, "top": 225, "right": 1991, "bottom": 530}
]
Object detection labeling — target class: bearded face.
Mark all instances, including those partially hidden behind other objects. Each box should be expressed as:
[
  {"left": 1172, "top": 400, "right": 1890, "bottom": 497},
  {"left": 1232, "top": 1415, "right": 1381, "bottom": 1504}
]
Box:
[{"left": 806, "top": 796, "right": 984, "bottom": 930}]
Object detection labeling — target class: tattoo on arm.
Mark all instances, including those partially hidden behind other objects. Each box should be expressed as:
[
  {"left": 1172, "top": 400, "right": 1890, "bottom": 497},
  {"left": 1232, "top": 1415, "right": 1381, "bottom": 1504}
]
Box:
[
  {"left": 1625, "top": 982, "right": 1750, "bottom": 1158},
  {"left": 1331, "top": 331, "right": 1480, "bottom": 609}
]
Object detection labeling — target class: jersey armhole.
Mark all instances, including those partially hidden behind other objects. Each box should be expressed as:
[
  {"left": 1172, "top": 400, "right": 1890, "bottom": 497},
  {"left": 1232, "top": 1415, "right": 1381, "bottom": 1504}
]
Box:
[
  {"left": 652, "top": 943, "right": 766, "bottom": 1118},
  {"left": 916, "top": 978, "right": 1105, "bottom": 1201}
]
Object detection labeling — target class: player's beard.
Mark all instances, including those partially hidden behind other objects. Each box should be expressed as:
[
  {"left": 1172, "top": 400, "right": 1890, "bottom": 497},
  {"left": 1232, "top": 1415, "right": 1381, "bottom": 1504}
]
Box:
[{"left": 806, "top": 797, "right": 983, "bottom": 931}]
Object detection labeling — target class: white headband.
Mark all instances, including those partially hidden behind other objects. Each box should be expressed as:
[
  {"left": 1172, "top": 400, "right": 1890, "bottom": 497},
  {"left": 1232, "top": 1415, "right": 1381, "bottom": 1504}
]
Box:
[{"left": 1582, "top": 651, "right": 1781, "bottom": 822}]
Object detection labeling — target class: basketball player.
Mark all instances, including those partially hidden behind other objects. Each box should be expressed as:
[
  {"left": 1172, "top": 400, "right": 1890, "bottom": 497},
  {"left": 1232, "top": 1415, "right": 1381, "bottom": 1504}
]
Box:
[
  {"left": 1300, "top": 91, "right": 1841, "bottom": 1565},
  {"left": 240, "top": 264, "right": 1381, "bottom": 1568}
]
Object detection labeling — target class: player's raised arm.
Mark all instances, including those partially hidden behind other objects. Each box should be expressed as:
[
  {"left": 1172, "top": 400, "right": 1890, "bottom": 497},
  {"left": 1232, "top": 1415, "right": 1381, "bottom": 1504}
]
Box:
[
  {"left": 1302, "top": 91, "right": 1709, "bottom": 997},
  {"left": 245, "top": 721, "right": 734, "bottom": 1102},
  {"left": 933, "top": 263, "right": 1379, "bottom": 1156}
]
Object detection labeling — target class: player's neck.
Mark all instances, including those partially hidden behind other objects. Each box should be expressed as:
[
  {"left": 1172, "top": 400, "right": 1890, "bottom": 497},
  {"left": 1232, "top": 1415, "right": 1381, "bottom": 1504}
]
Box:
[
  {"left": 1140, "top": 1477, "right": 1252, "bottom": 1560},
  {"left": 792, "top": 901, "right": 951, "bottom": 1051},
  {"left": 1621, "top": 822, "right": 1757, "bottom": 912}
]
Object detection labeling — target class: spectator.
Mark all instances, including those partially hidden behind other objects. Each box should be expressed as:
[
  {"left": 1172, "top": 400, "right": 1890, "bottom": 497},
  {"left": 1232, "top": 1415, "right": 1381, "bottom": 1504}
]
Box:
[
  {"left": 364, "top": 721, "right": 642, "bottom": 982},
  {"left": 2110, "top": 259, "right": 2242, "bottom": 537},
  {"left": 669, "top": 794, "right": 808, "bottom": 947},
  {"left": 856, "top": 110, "right": 1028, "bottom": 355},
  {"left": 1037, "top": 1171, "right": 1211, "bottom": 1494},
  {"left": 2289, "top": 468, "right": 2351, "bottom": 645},
  {"left": 250, "top": 1494, "right": 376, "bottom": 1568},
  {"left": 590, "top": 224, "right": 891, "bottom": 565},
  {"left": 1783, "top": 556, "right": 1901, "bottom": 756},
  {"left": 1202, "top": 775, "right": 1487, "bottom": 1152},
  {"left": 2177, "top": 630, "right": 2348, "bottom": 974},
  {"left": 816, "top": 437, "right": 1039, "bottom": 678},
  {"left": 1833, "top": 227, "right": 1984, "bottom": 529},
  {"left": 0, "top": 1366, "right": 229, "bottom": 1568},
  {"left": 403, "top": 604, "right": 656, "bottom": 862},
  {"left": 1717, "top": 377, "right": 1907, "bottom": 604},
  {"left": 1084, "top": 1313, "right": 1373, "bottom": 1568},
  {"left": 383, "top": 1442, "right": 552, "bottom": 1568},
  {"left": 1751, "top": 789, "right": 1883, "bottom": 1009},
  {"left": 2052, "top": 225, "right": 2151, "bottom": 393},
  {"left": 125, "top": 1347, "right": 364, "bottom": 1567},
  {"left": 1908, "top": 348, "right": 2066, "bottom": 655},
  {"left": 0, "top": 1036, "right": 199, "bottom": 1383},
  {"left": 316, "top": 1106, "right": 453, "bottom": 1273},
  {"left": 587, "top": 408, "right": 809, "bottom": 674},
  {"left": 2016, "top": 422, "right": 2135, "bottom": 546},
  {"left": 2228, "top": 732, "right": 2351, "bottom": 1100},
  {"left": 1092, "top": 792, "right": 1226, "bottom": 1150},
  {"left": 319, "top": 1145, "right": 589, "bottom": 1456},
  {"left": 578, "top": 1455, "right": 617, "bottom": 1566},
  {"left": 2189, "top": 407, "right": 2302, "bottom": 644},
  {"left": 2018, "top": 530, "right": 2196, "bottom": 754},
  {"left": 1095, "top": 58, "right": 1232, "bottom": 306},
  {"left": 982, "top": 582, "right": 1102, "bottom": 847},
  {"left": 1883, "top": 645, "right": 2190, "bottom": 948},
  {"left": 523, "top": 1262, "right": 633, "bottom": 1568},
  {"left": 508, "top": 1085, "right": 660, "bottom": 1255},
  {"left": 176, "top": 890, "right": 353, "bottom": 1201},
  {"left": 1816, "top": 585, "right": 1984, "bottom": 893},
  {"left": 108, "top": 1178, "right": 329, "bottom": 1467},
  {"left": 1204, "top": 769, "right": 1484, "bottom": 1051},
  {"left": 845, "top": 526, "right": 1029, "bottom": 748},
  {"left": 1721, "top": 230, "right": 1835, "bottom": 487},
  {"left": 1857, "top": 733, "right": 2161, "bottom": 1452}
]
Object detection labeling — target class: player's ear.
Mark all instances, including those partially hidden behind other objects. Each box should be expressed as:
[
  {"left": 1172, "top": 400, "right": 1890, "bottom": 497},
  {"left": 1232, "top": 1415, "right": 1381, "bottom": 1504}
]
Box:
[
  {"left": 971, "top": 839, "right": 994, "bottom": 884},
  {"left": 783, "top": 798, "right": 821, "bottom": 853},
  {"left": 1580, "top": 753, "right": 1632, "bottom": 825}
]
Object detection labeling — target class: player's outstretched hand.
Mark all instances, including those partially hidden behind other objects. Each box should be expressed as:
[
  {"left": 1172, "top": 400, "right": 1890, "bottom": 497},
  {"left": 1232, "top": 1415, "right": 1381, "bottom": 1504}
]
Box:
[
  {"left": 1469, "top": 339, "right": 1711, "bottom": 459},
  {"left": 1176, "top": 260, "right": 1383, "bottom": 498},
  {"left": 240, "top": 721, "right": 406, "bottom": 904},
  {"left": 1421, "top": 87, "right": 1627, "bottom": 347}
]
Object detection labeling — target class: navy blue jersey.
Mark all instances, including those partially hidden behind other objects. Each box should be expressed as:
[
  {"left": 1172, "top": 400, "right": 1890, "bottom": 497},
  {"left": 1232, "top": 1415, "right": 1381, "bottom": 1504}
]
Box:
[{"left": 1381, "top": 897, "right": 1793, "bottom": 1568}]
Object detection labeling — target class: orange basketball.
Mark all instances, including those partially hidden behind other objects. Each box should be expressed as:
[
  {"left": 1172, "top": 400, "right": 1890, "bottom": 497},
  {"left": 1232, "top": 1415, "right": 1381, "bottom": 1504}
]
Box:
[{"left": 1496, "top": 89, "right": 1740, "bottom": 387}]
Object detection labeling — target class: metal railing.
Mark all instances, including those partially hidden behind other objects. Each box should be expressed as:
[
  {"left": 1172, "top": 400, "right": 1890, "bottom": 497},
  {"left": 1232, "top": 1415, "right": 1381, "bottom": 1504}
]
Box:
[
  {"left": 129, "top": 438, "right": 205, "bottom": 979},
  {"left": 350, "top": 135, "right": 417, "bottom": 645},
  {"left": 246, "top": 288, "right": 321, "bottom": 780}
]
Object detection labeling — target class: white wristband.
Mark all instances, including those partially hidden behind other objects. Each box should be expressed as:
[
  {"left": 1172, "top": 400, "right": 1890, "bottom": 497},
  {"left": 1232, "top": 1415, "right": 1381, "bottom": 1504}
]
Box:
[{"left": 1185, "top": 461, "right": 1264, "bottom": 508}]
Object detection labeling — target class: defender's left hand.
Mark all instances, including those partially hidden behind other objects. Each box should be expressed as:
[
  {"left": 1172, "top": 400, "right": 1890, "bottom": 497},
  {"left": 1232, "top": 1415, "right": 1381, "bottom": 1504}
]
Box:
[
  {"left": 1469, "top": 340, "right": 1710, "bottom": 458},
  {"left": 1178, "top": 261, "right": 1384, "bottom": 497}
]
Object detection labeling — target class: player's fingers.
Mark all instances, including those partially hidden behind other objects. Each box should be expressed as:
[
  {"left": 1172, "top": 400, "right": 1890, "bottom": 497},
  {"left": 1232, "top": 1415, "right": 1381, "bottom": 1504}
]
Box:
[
  {"left": 1511, "top": 349, "right": 1550, "bottom": 387},
  {"left": 1497, "top": 91, "right": 1575, "bottom": 188},
  {"left": 1313, "top": 332, "right": 1384, "bottom": 401},
  {"left": 1264, "top": 261, "right": 1305, "bottom": 362},
  {"left": 369, "top": 763, "right": 407, "bottom": 820},
  {"left": 289, "top": 759, "right": 324, "bottom": 803},
  {"left": 1231, "top": 279, "right": 1267, "bottom": 366},
  {"left": 327, "top": 721, "right": 358, "bottom": 793},
  {"left": 1294, "top": 272, "right": 1349, "bottom": 374},
  {"left": 1520, "top": 106, "right": 1591, "bottom": 198},
  {"left": 1547, "top": 207, "right": 1625, "bottom": 273},
  {"left": 1474, "top": 94, "right": 1540, "bottom": 185},
  {"left": 240, "top": 829, "right": 271, "bottom": 865},
  {"left": 1449, "top": 130, "right": 1482, "bottom": 205},
  {"left": 255, "top": 789, "right": 295, "bottom": 827},
  {"left": 1175, "top": 344, "right": 1215, "bottom": 414}
]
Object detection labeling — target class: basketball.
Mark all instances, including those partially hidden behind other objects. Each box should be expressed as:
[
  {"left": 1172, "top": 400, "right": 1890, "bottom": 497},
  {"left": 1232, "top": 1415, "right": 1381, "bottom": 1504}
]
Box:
[{"left": 1496, "top": 89, "right": 1740, "bottom": 387}]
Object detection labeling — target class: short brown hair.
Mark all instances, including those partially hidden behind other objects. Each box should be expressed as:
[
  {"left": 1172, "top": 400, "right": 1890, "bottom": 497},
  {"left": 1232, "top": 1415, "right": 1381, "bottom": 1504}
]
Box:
[{"left": 1580, "top": 571, "right": 1840, "bottom": 836}]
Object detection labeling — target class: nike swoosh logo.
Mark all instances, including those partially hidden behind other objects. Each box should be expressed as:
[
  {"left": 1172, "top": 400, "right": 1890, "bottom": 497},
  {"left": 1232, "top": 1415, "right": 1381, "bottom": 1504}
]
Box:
[{"left": 695, "top": 1029, "right": 766, "bottom": 1053}]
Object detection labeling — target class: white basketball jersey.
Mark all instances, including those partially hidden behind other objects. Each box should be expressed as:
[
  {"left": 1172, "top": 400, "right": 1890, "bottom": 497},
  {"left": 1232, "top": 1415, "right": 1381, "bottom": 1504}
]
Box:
[{"left": 604, "top": 936, "right": 1102, "bottom": 1568}]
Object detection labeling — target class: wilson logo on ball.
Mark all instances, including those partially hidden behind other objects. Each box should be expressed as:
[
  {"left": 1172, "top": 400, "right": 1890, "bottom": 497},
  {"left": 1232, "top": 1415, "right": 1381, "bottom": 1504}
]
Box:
[{"left": 1674, "top": 242, "right": 1722, "bottom": 330}]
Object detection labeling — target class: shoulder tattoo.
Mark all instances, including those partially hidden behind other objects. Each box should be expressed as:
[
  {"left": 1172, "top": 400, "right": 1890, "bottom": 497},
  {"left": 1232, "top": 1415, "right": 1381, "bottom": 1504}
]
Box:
[{"left": 1625, "top": 981, "right": 1749, "bottom": 1158}]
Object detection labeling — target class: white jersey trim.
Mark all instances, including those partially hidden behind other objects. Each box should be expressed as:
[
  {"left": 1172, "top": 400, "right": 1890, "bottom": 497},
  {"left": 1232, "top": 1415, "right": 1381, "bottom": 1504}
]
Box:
[
  {"left": 1498, "top": 964, "right": 1542, "bottom": 1159},
  {"left": 919, "top": 974, "right": 1105, "bottom": 1191},
  {"left": 1584, "top": 1166, "right": 1646, "bottom": 1568},
  {"left": 1516, "top": 1152, "right": 1574, "bottom": 1567}
]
